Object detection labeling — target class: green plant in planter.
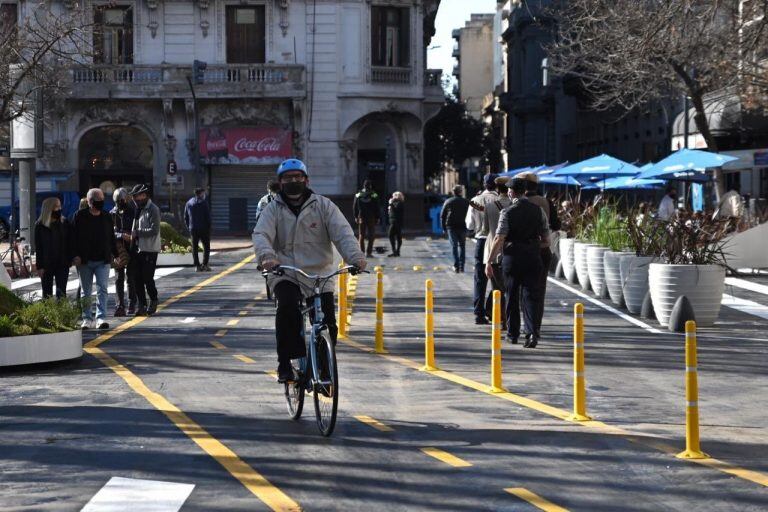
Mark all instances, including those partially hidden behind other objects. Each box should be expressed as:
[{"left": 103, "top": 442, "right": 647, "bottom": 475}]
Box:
[
  {"left": 15, "top": 298, "right": 81, "bottom": 335},
  {"left": 160, "top": 222, "right": 193, "bottom": 254},
  {"left": 661, "top": 215, "right": 734, "bottom": 265},
  {"left": 593, "top": 204, "right": 631, "bottom": 250},
  {"left": 625, "top": 209, "right": 666, "bottom": 257},
  {"left": 0, "top": 285, "right": 26, "bottom": 316}
]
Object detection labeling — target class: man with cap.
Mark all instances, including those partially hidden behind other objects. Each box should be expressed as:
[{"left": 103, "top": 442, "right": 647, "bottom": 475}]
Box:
[
  {"left": 466, "top": 174, "right": 502, "bottom": 324},
  {"left": 353, "top": 180, "right": 381, "bottom": 257},
  {"left": 522, "top": 172, "right": 553, "bottom": 342},
  {"left": 485, "top": 177, "right": 549, "bottom": 348},
  {"left": 252, "top": 159, "right": 367, "bottom": 383},
  {"left": 130, "top": 184, "right": 161, "bottom": 316},
  {"left": 441, "top": 185, "right": 470, "bottom": 273}
]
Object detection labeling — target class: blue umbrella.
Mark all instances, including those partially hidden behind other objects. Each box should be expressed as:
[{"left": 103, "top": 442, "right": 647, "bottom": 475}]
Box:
[
  {"left": 497, "top": 166, "right": 534, "bottom": 178},
  {"left": 539, "top": 174, "right": 581, "bottom": 186},
  {"left": 637, "top": 148, "right": 738, "bottom": 182},
  {"left": 594, "top": 175, "right": 666, "bottom": 190},
  {"left": 553, "top": 154, "right": 641, "bottom": 178}
]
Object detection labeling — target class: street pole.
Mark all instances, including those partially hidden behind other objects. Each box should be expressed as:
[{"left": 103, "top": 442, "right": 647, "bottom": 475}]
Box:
[
  {"left": 186, "top": 75, "right": 202, "bottom": 187},
  {"left": 18, "top": 159, "right": 35, "bottom": 249}
]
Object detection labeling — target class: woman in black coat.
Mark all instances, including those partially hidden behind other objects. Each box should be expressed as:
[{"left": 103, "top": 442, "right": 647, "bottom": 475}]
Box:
[
  {"left": 35, "top": 197, "right": 72, "bottom": 298},
  {"left": 387, "top": 191, "right": 405, "bottom": 257}
]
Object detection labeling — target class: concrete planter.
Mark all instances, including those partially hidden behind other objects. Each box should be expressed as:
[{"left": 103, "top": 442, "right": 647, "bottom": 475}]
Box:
[
  {"left": 604, "top": 251, "right": 634, "bottom": 307},
  {"left": 0, "top": 330, "right": 82, "bottom": 367},
  {"left": 586, "top": 246, "right": 609, "bottom": 296},
  {"left": 574, "top": 242, "right": 598, "bottom": 292},
  {"left": 619, "top": 255, "right": 656, "bottom": 314},
  {"left": 649, "top": 264, "right": 725, "bottom": 327},
  {"left": 559, "top": 238, "right": 577, "bottom": 283},
  {"left": 157, "top": 253, "right": 192, "bottom": 267}
]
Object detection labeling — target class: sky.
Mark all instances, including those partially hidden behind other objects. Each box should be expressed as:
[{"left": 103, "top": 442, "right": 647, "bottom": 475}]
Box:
[{"left": 427, "top": 0, "right": 497, "bottom": 78}]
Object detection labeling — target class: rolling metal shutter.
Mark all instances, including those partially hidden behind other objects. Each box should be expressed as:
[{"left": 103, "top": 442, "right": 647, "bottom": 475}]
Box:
[{"left": 210, "top": 165, "right": 273, "bottom": 233}]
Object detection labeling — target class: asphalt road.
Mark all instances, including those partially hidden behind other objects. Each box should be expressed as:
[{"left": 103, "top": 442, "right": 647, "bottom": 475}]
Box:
[{"left": 1, "top": 239, "right": 767, "bottom": 511}]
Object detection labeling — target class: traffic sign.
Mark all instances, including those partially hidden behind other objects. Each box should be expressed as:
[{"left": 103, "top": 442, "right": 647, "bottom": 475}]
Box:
[{"left": 167, "top": 160, "right": 178, "bottom": 175}]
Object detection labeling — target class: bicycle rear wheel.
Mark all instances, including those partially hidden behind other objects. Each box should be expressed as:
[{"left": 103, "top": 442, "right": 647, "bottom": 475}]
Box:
[
  {"left": 284, "top": 359, "right": 305, "bottom": 420},
  {"left": 313, "top": 333, "right": 338, "bottom": 437}
]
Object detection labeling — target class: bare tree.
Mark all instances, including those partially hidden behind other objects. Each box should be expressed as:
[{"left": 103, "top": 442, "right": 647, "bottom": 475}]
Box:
[
  {"left": 546, "top": 0, "right": 768, "bottom": 198},
  {"left": 1, "top": 2, "right": 92, "bottom": 128}
]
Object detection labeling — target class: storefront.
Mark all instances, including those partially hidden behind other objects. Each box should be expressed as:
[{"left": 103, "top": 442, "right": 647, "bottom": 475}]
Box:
[{"left": 200, "top": 126, "right": 292, "bottom": 233}]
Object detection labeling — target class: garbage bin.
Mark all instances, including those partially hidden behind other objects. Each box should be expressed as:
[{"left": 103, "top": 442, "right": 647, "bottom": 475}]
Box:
[{"left": 429, "top": 206, "right": 443, "bottom": 235}]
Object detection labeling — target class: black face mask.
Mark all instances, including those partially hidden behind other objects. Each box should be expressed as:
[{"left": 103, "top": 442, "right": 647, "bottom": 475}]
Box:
[
  {"left": 92, "top": 200, "right": 105, "bottom": 210},
  {"left": 51, "top": 210, "right": 62, "bottom": 220},
  {"left": 117, "top": 199, "right": 126, "bottom": 209},
  {"left": 283, "top": 182, "right": 306, "bottom": 197},
  {"left": 135, "top": 198, "right": 148, "bottom": 208}
]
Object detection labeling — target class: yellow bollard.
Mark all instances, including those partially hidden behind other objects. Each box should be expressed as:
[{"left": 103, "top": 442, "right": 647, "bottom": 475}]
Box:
[
  {"left": 413, "top": 265, "right": 422, "bottom": 272},
  {"left": 375, "top": 270, "right": 385, "bottom": 353},
  {"left": 421, "top": 279, "right": 439, "bottom": 371},
  {"left": 567, "top": 303, "right": 592, "bottom": 421},
  {"left": 489, "top": 290, "right": 506, "bottom": 393},
  {"left": 676, "top": 320, "right": 708, "bottom": 459},
  {"left": 338, "top": 269, "right": 348, "bottom": 338}
]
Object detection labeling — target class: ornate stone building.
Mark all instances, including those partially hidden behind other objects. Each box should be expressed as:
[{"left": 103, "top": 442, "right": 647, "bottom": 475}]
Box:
[{"left": 15, "top": 0, "right": 443, "bottom": 232}]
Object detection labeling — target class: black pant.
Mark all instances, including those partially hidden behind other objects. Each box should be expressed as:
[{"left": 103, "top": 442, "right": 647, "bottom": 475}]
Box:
[
  {"left": 115, "top": 257, "right": 138, "bottom": 307},
  {"left": 359, "top": 218, "right": 377, "bottom": 255},
  {"left": 502, "top": 247, "right": 543, "bottom": 338},
  {"left": 388, "top": 223, "right": 402, "bottom": 255},
  {"left": 473, "top": 238, "right": 488, "bottom": 318},
  {"left": 40, "top": 266, "right": 69, "bottom": 299},
  {"left": 274, "top": 280, "right": 337, "bottom": 364},
  {"left": 533, "top": 248, "right": 552, "bottom": 334},
  {"left": 192, "top": 230, "right": 211, "bottom": 267},
  {"left": 135, "top": 252, "right": 158, "bottom": 307}
]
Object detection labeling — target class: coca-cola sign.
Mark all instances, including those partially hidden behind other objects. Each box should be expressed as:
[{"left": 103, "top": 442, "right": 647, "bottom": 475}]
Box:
[{"left": 199, "top": 127, "right": 292, "bottom": 165}]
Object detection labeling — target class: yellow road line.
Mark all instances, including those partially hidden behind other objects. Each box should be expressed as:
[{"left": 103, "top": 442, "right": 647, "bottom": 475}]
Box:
[
  {"left": 420, "top": 447, "right": 472, "bottom": 468},
  {"left": 210, "top": 341, "right": 227, "bottom": 350},
  {"left": 505, "top": 488, "right": 569, "bottom": 512},
  {"left": 338, "top": 336, "right": 768, "bottom": 488},
  {"left": 246, "top": 302, "right": 257, "bottom": 309},
  {"left": 234, "top": 354, "right": 256, "bottom": 364},
  {"left": 266, "top": 370, "right": 278, "bottom": 379},
  {"left": 215, "top": 329, "right": 228, "bottom": 337},
  {"left": 238, "top": 310, "right": 249, "bottom": 317},
  {"left": 227, "top": 319, "right": 240, "bottom": 326},
  {"left": 85, "top": 255, "right": 255, "bottom": 349},
  {"left": 354, "top": 415, "right": 394, "bottom": 433},
  {"left": 84, "top": 346, "right": 300, "bottom": 511}
]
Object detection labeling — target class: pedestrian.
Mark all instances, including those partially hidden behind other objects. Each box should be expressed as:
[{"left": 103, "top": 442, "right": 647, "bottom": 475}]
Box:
[
  {"left": 485, "top": 178, "right": 549, "bottom": 348},
  {"left": 387, "top": 191, "right": 405, "bottom": 257},
  {"left": 256, "top": 179, "right": 281, "bottom": 217},
  {"left": 34, "top": 197, "right": 71, "bottom": 299},
  {"left": 130, "top": 184, "right": 161, "bottom": 316},
  {"left": 353, "top": 180, "right": 380, "bottom": 257},
  {"left": 523, "top": 173, "right": 553, "bottom": 341},
  {"left": 441, "top": 185, "right": 470, "bottom": 273},
  {"left": 71, "top": 196, "right": 89, "bottom": 303},
  {"left": 184, "top": 187, "right": 212, "bottom": 272},
  {"left": 466, "top": 174, "right": 502, "bottom": 324},
  {"left": 714, "top": 186, "right": 743, "bottom": 222},
  {"left": 658, "top": 186, "right": 678, "bottom": 221},
  {"left": 71, "top": 188, "right": 116, "bottom": 330},
  {"left": 111, "top": 188, "right": 137, "bottom": 316}
]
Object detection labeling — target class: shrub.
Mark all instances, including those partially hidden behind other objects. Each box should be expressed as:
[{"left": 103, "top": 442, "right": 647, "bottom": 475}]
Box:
[
  {"left": 0, "top": 285, "right": 26, "bottom": 316},
  {"left": 13, "top": 299, "right": 81, "bottom": 335},
  {"left": 594, "top": 204, "right": 631, "bottom": 251},
  {"left": 160, "top": 222, "right": 191, "bottom": 251},
  {"left": 0, "top": 315, "right": 17, "bottom": 337}
]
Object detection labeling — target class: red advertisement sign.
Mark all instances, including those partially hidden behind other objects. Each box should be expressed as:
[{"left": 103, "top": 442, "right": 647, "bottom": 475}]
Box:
[{"left": 199, "top": 127, "right": 292, "bottom": 165}]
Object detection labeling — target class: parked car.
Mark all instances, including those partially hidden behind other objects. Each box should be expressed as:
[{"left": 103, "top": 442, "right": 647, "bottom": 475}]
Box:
[{"left": 0, "top": 191, "right": 82, "bottom": 240}]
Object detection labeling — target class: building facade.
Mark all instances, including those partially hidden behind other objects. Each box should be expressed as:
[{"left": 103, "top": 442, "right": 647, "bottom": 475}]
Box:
[
  {"left": 451, "top": 13, "right": 494, "bottom": 120},
  {"left": 7, "top": 0, "right": 443, "bottom": 233}
]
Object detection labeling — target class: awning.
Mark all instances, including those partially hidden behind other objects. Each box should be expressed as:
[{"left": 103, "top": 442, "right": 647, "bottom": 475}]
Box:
[{"left": 671, "top": 91, "right": 741, "bottom": 150}]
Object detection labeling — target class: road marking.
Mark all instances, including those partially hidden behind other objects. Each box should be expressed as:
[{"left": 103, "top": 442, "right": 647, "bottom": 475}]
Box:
[
  {"left": 210, "top": 341, "right": 226, "bottom": 350},
  {"left": 420, "top": 447, "right": 472, "bottom": 468},
  {"left": 234, "top": 354, "right": 256, "bottom": 364},
  {"left": 246, "top": 302, "right": 257, "bottom": 308},
  {"left": 721, "top": 293, "right": 768, "bottom": 321},
  {"left": 725, "top": 277, "right": 768, "bottom": 296},
  {"left": 215, "top": 329, "right": 228, "bottom": 337},
  {"left": 266, "top": 370, "right": 278, "bottom": 379},
  {"left": 338, "top": 335, "right": 768, "bottom": 488},
  {"left": 179, "top": 317, "right": 197, "bottom": 324},
  {"left": 354, "top": 415, "right": 394, "bottom": 432},
  {"left": 505, "top": 488, "right": 568, "bottom": 512},
  {"left": 227, "top": 319, "right": 240, "bottom": 326},
  {"left": 80, "top": 477, "right": 194, "bottom": 512},
  {"left": 238, "top": 310, "right": 249, "bottom": 316}
]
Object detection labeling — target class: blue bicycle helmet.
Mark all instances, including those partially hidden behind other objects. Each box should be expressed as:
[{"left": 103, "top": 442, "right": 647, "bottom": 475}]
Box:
[{"left": 277, "top": 158, "right": 308, "bottom": 176}]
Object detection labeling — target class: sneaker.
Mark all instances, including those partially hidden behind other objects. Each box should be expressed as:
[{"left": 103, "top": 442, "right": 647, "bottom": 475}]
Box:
[
  {"left": 506, "top": 334, "right": 518, "bottom": 345},
  {"left": 80, "top": 319, "right": 92, "bottom": 330},
  {"left": 114, "top": 305, "right": 126, "bottom": 317},
  {"left": 127, "top": 303, "right": 136, "bottom": 315},
  {"left": 524, "top": 335, "right": 539, "bottom": 349},
  {"left": 475, "top": 317, "right": 490, "bottom": 325},
  {"left": 277, "top": 362, "right": 296, "bottom": 383},
  {"left": 203, "top": 264, "right": 212, "bottom": 271},
  {"left": 95, "top": 318, "right": 109, "bottom": 330},
  {"left": 387, "top": 253, "right": 397, "bottom": 257},
  {"left": 196, "top": 265, "right": 204, "bottom": 272},
  {"left": 147, "top": 300, "right": 158, "bottom": 315},
  {"left": 135, "top": 306, "right": 148, "bottom": 317}
]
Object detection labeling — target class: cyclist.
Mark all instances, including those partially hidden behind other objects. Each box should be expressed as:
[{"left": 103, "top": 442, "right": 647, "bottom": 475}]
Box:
[{"left": 253, "top": 159, "right": 367, "bottom": 383}]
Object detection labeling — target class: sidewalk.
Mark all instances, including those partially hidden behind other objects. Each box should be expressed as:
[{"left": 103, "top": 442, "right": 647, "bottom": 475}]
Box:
[{"left": 210, "top": 237, "right": 252, "bottom": 252}]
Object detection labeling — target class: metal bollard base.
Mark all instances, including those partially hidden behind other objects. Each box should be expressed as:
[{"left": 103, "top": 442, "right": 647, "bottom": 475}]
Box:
[
  {"left": 676, "top": 449, "right": 709, "bottom": 460},
  {"left": 567, "top": 413, "right": 593, "bottom": 422}
]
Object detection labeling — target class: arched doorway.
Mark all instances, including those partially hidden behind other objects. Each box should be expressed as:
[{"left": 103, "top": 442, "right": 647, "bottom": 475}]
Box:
[
  {"left": 78, "top": 126, "right": 154, "bottom": 197},
  {"left": 357, "top": 122, "right": 397, "bottom": 199}
]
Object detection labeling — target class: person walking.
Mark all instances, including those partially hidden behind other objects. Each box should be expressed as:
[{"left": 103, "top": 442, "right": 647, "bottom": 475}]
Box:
[
  {"left": 34, "top": 197, "right": 71, "bottom": 299},
  {"left": 256, "top": 180, "right": 281, "bottom": 216},
  {"left": 353, "top": 180, "right": 380, "bottom": 257},
  {"left": 111, "top": 188, "right": 137, "bottom": 316},
  {"left": 441, "top": 185, "right": 470, "bottom": 273},
  {"left": 523, "top": 173, "right": 553, "bottom": 342},
  {"left": 184, "top": 187, "right": 212, "bottom": 272},
  {"left": 387, "top": 191, "right": 405, "bottom": 257},
  {"left": 658, "top": 186, "right": 678, "bottom": 221},
  {"left": 71, "top": 188, "right": 116, "bottom": 330},
  {"left": 485, "top": 178, "right": 549, "bottom": 348},
  {"left": 130, "top": 184, "right": 161, "bottom": 316},
  {"left": 466, "top": 174, "right": 501, "bottom": 324}
]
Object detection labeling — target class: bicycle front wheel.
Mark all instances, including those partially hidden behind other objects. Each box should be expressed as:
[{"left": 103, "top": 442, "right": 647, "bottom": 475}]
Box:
[
  {"left": 21, "top": 254, "right": 32, "bottom": 278},
  {"left": 313, "top": 333, "right": 338, "bottom": 437}
]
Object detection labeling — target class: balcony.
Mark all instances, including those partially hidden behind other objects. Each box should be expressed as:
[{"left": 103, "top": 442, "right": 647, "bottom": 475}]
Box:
[
  {"left": 69, "top": 64, "right": 306, "bottom": 99},
  {"left": 371, "top": 66, "right": 412, "bottom": 84},
  {"left": 424, "top": 69, "right": 445, "bottom": 104}
]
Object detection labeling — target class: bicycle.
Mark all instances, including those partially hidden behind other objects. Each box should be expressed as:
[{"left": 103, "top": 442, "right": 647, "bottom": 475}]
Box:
[
  {"left": 263, "top": 264, "right": 363, "bottom": 436},
  {"left": 0, "top": 231, "right": 32, "bottom": 279}
]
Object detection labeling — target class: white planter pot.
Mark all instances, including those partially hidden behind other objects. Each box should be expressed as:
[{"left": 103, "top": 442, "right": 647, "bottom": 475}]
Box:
[
  {"left": 619, "top": 255, "right": 656, "bottom": 314},
  {"left": 559, "top": 238, "right": 577, "bottom": 283},
  {"left": 157, "top": 253, "right": 192, "bottom": 266},
  {"left": 586, "top": 246, "right": 609, "bottom": 296},
  {"left": 0, "top": 330, "right": 82, "bottom": 367},
  {"left": 649, "top": 264, "right": 726, "bottom": 327},
  {"left": 604, "top": 251, "right": 634, "bottom": 306},
  {"left": 574, "top": 242, "right": 598, "bottom": 292}
]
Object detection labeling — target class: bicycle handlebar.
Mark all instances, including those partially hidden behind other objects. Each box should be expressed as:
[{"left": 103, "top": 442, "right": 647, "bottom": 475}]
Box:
[{"left": 262, "top": 264, "right": 368, "bottom": 281}]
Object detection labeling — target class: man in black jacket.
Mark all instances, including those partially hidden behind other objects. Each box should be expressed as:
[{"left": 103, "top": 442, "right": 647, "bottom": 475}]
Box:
[
  {"left": 352, "top": 180, "right": 380, "bottom": 257},
  {"left": 440, "top": 185, "right": 470, "bottom": 272}
]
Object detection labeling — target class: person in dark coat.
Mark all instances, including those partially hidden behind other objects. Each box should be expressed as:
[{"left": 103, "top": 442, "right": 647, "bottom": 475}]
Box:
[
  {"left": 352, "top": 180, "right": 380, "bottom": 257},
  {"left": 387, "top": 191, "right": 405, "bottom": 257},
  {"left": 111, "top": 188, "right": 137, "bottom": 316},
  {"left": 34, "top": 197, "right": 71, "bottom": 299},
  {"left": 184, "top": 187, "right": 212, "bottom": 271},
  {"left": 440, "top": 185, "right": 470, "bottom": 273}
]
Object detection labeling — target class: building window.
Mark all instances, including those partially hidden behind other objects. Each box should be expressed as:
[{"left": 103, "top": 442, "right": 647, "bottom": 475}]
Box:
[
  {"left": 0, "top": 3, "right": 17, "bottom": 34},
  {"left": 93, "top": 5, "right": 133, "bottom": 65},
  {"left": 226, "top": 6, "right": 266, "bottom": 64},
  {"left": 371, "top": 6, "right": 410, "bottom": 67}
]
